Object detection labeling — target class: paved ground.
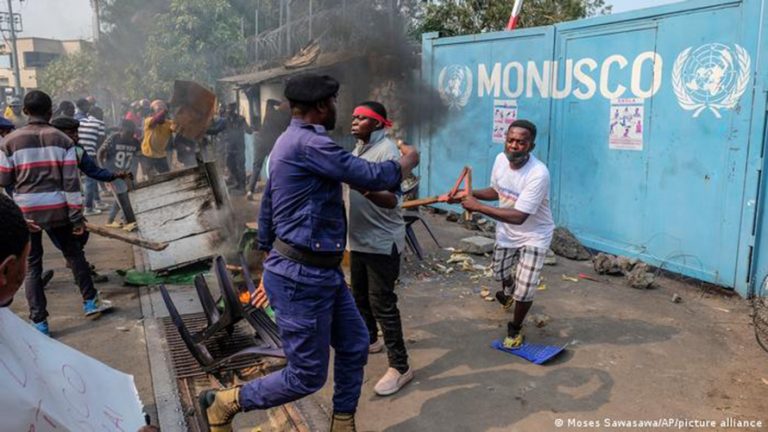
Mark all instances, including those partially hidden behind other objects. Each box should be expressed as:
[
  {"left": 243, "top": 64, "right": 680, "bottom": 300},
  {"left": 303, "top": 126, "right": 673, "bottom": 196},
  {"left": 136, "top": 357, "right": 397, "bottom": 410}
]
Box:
[
  {"left": 8, "top": 197, "right": 768, "bottom": 432},
  {"left": 315, "top": 211, "right": 768, "bottom": 432}
]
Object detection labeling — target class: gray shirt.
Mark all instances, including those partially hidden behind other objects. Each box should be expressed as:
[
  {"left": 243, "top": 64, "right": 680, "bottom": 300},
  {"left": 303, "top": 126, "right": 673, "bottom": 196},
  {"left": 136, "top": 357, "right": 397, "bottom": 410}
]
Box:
[{"left": 346, "top": 130, "right": 405, "bottom": 255}]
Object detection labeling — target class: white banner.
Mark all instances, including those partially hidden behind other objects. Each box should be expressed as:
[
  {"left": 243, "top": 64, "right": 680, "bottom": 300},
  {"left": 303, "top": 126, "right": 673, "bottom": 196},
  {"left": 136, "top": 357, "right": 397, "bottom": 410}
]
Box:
[{"left": 0, "top": 308, "right": 144, "bottom": 432}]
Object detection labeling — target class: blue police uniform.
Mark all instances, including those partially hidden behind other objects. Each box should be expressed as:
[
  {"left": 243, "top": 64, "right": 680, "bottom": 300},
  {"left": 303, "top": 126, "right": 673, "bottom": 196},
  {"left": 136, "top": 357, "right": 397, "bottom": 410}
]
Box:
[{"left": 238, "top": 117, "right": 402, "bottom": 414}]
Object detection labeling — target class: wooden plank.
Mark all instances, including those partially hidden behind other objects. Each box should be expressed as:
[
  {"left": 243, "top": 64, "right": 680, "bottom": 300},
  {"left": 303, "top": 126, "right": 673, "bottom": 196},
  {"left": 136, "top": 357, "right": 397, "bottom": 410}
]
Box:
[
  {"left": 85, "top": 223, "right": 168, "bottom": 251},
  {"left": 145, "top": 231, "right": 220, "bottom": 271},
  {"left": 136, "top": 196, "right": 215, "bottom": 243},
  {"left": 132, "top": 166, "right": 201, "bottom": 189},
  {"left": 131, "top": 175, "right": 211, "bottom": 214}
]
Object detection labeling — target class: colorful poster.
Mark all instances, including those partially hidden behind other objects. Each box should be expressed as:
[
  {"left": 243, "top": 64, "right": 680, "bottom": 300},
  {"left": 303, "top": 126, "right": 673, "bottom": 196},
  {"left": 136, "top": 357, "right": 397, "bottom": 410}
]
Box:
[
  {"left": 609, "top": 98, "right": 644, "bottom": 151},
  {"left": 0, "top": 308, "right": 145, "bottom": 431},
  {"left": 492, "top": 99, "right": 518, "bottom": 143}
]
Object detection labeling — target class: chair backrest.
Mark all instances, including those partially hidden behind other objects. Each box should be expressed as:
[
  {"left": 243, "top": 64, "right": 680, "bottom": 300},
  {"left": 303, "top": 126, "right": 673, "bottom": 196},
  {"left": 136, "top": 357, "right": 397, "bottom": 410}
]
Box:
[
  {"left": 158, "top": 284, "right": 215, "bottom": 367},
  {"left": 194, "top": 274, "right": 221, "bottom": 327}
]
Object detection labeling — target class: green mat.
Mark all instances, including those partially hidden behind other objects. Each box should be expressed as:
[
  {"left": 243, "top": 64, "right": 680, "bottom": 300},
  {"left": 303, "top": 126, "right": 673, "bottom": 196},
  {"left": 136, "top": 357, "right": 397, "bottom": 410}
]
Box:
[{"left": 118, "top": 264, "right": 209, "bottom": 286}]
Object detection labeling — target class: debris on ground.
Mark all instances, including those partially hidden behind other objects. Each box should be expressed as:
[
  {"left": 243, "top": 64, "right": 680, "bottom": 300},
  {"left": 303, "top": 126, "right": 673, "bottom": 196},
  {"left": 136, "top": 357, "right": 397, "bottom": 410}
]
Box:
[
  {"left": 593, "top": 253, "right": 623, "bottom": 275},
  {"left": 537, "top": 284, "right": 547, "bottom": 291},
  {"left": 544, "top": 249, "right": 557, "bottom": 266},
  {"left": 550, "top": 227, "right": 591, "bottom": 260},
  {"left": 561, "top": 274, "right": 579, "bottom": 283},
  {"left": 625, "top": 263, "right": 656, "bottom": 289},
  {"left": 446, "top": 213, "right": 460, "bottom": 222},
  {"left": 530, "top": 313, "right": 551, "bottom": 328},
  {"left": 480, "top": 287, "right": 490, "bottom": 298},
  {"left": 672, "top": 293, "right": 682, "bottom": 303},
  {"left": 592, "top": 253, "right": 656, "bottom": 289},
  {"left": 460, "top": 236, "right": 496, "bottom": 255},
  {"left": 578, "top": 273, "right": 600, "bottom": 282}
]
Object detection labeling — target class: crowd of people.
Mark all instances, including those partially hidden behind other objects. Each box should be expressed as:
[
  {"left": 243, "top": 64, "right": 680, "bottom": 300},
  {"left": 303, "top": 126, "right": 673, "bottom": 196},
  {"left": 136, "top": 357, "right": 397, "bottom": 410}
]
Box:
[{"left": 0, "top": 73, "right": 554, "bottom": 432}]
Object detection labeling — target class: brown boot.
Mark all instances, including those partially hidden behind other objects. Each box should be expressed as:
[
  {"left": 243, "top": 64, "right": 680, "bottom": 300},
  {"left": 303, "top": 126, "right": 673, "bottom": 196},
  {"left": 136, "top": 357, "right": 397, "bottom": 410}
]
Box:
[
  {"left": 198, "top": 386, "right": 241, "bottom": 432},
  {"left": 330, "top": 412, "right": 357, "bottom": 432}
]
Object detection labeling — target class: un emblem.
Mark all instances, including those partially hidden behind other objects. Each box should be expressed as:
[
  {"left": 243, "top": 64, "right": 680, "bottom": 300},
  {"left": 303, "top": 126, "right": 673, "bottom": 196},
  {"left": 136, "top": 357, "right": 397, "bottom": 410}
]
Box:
[
  {"left": 438, "top": 65, "right": 473, "bottom": 110},
  {"left": 672, "top": 43, "right": 751, "bottom": 118}
]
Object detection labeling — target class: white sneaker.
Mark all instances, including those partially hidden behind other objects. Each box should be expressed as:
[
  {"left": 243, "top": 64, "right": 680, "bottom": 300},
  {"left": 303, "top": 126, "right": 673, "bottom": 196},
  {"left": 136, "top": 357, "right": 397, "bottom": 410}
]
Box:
[
  {"left": 95, "top": 202, "right": 111, "bottom": 210},
  {"left": 374, "top": 367, "right": 413, "bottom": 396},
  {"left": 369, "top": 339, "right": 385, "bottom": 353},
  {"left": 83, "top": 208, "right": 102, "bottom": 216}
]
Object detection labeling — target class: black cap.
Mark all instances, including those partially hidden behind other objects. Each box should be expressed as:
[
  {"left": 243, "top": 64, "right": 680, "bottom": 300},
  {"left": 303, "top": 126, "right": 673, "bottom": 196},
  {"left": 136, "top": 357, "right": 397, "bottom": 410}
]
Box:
[
  {"left": 284, "top": 74, "right": 340, "bottom": 104},
  {"left": 50, "top": 117, "right": 80, "bottom": 131}
]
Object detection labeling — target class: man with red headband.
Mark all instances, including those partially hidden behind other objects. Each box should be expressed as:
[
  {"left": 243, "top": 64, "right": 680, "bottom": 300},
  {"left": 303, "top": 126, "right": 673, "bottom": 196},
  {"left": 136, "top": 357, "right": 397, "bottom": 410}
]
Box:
[{"left": 347, "top": 101, "right": 413, "bottom": 396}]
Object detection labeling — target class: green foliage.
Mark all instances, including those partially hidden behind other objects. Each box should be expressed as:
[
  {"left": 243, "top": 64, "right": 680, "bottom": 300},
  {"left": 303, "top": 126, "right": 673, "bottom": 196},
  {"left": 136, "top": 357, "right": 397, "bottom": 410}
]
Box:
[
  {"left": 37, "top": 50, "right": 99, "bottom": 99},
  {"left": 143, "top": 0, "right": 246, "bottom": 98},
  {"left": 415, "top": 0, "right": 612, "bottom": 37}
]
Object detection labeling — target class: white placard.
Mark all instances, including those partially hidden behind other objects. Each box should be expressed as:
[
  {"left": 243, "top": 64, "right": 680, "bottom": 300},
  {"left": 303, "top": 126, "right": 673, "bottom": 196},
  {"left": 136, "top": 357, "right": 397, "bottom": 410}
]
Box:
[
  {"left": 609, "top": 98, "right": 644, "bottom": 151},
  {"left": 492, "top": 99, "right": 518, "bottom": 143},
  {"left": 0, "top": 308, "right": 145, "bottom": 431}
]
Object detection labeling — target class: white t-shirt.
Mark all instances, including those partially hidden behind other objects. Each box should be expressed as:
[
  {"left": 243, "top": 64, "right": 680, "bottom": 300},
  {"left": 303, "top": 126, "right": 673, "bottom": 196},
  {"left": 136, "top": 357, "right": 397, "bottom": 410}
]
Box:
[{"left": 490, "top": 153, "right": 555, "bottom": 249}]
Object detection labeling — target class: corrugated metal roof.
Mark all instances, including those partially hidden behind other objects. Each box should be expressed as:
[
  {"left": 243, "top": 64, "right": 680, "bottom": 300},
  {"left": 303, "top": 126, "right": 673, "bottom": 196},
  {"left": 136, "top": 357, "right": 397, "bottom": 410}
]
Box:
[{"left": 220, "top": 51, "right": 360, "bottom": 85}]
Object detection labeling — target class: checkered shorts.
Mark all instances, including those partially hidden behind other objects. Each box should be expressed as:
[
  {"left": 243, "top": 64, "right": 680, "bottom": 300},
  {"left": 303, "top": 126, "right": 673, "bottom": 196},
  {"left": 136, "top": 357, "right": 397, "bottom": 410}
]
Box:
[{"left": 492, "top": 245, "right": 547, "bottom": 302}]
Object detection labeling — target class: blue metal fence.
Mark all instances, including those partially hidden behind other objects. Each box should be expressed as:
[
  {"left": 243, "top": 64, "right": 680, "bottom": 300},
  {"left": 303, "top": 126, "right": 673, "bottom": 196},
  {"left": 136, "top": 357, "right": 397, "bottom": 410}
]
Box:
[{"left": 420, "top": 0, "right": 768, "bottom": 296}]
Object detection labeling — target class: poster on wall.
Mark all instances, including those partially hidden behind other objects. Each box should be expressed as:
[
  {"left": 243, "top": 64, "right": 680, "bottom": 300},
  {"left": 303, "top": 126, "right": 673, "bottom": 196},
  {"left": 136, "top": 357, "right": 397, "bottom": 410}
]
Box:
[
  {"left": 492, "top": 99, "right": 518, "bottom": 143},
  {"left": 609, "top": 98, "right": 644, "bottom": 151}
]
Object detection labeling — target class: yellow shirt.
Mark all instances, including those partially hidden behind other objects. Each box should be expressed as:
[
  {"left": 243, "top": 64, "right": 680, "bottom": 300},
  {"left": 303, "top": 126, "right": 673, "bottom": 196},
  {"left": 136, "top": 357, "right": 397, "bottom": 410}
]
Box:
[
  {"left": 141, "top": 117, "right": 175, "bottom": 158},
  {"left": 4, "top": 107, "right": 26, "bottom": 128}
]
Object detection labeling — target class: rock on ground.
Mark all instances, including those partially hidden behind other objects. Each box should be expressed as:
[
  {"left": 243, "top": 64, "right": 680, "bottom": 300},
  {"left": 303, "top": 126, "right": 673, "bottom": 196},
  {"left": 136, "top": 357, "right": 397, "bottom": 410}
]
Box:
[
  {"left": 626, "top": 263, "right": 656, "bottom": 289},
  {"left": 550, "top": 227, "right": 591, "bottom": 260},
  {"left": 460, "top": 236, "right": 495, "bottom": 255},
  {"left": 593, "top": 253, "right": 623, "bottom": 275}
]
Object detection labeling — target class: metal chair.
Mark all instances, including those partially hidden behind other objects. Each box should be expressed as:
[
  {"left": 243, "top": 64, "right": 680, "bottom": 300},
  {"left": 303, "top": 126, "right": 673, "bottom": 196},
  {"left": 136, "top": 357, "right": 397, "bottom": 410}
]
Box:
[{"left": 404, "top": 211, "right": 441, "bottom": 260}]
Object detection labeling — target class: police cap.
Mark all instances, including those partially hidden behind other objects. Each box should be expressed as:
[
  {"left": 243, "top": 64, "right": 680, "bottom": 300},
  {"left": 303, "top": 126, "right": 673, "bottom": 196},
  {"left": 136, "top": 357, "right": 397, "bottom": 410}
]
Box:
[
  {"left": 284, "top": 74, "right": 340, "bottom": 104},
  {"left": 0, "top": 116, "right": 14, "bottom": 129}
]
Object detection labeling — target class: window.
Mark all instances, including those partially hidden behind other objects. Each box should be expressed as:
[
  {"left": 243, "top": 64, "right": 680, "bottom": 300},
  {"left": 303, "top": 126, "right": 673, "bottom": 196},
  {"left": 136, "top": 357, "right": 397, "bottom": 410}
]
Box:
[
  {"left": 0, "top": 54, "right": 10, "bottom": 69},
  {"left": 22, "top": 51, "right": 59, "bottom": 68}
]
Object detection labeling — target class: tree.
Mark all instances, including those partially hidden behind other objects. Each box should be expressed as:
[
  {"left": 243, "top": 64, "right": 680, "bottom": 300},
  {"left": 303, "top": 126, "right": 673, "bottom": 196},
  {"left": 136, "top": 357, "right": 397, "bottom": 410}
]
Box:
[
  {"left": 37, "top": 50, "right": 99, "bottom": 99},
  {"left": 415, "top": 0, "right": 612, "bottom": 37},
  {"left": 141, "top": 0, "right": 247, "bottom": 98}
]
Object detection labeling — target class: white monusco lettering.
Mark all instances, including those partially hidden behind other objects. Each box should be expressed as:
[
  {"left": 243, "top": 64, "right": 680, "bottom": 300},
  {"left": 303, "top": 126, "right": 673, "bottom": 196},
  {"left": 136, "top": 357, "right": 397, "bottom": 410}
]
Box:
[{"left": 475, "top": 52, "right": 664, "bottom": 100}]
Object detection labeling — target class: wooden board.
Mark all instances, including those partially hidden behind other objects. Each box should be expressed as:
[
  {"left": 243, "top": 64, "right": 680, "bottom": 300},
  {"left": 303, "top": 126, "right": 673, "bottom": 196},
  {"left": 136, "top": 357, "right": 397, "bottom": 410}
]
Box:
[{"left": 129, "top": 163, "right": 231, "bottom": 272}]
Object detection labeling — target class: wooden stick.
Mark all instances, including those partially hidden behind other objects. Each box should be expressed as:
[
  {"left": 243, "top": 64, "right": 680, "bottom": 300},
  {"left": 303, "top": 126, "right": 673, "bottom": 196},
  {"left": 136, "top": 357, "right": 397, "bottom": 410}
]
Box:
[
  {"left": 402, "top": 196, "right": 441, "bottom": 209},
  {"left": 84, "top": 223, "right": 169, "bottom": 251}
]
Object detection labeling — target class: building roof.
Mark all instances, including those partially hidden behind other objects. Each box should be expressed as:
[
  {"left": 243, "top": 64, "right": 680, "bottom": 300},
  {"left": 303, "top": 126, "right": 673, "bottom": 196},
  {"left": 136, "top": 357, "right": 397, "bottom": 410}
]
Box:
[{"left": 220, "top": 51, "right": 359, "bottom": 86}]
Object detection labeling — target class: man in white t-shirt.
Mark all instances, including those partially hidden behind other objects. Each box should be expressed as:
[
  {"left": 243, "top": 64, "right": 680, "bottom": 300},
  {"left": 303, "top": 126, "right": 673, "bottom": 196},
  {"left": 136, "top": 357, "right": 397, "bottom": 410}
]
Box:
[{"left": 456, "top": 119, "right": 554, "bottom": 348}]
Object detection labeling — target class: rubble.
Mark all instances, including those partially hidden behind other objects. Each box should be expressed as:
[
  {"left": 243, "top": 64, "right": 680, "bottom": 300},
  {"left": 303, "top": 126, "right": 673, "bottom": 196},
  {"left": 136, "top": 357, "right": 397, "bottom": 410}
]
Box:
[
  {"left": 625, "top": 263, "right": 656, "bottom": 289},
  {"left": 672, "top": 293, "right": 682, "bottom": 303},
  {"left": 460, "top": 236, "right": 495, "bottom": 255},
  {"left": 530, "top": 313, "right": 551, "bottom": 328},
  {"left": 550, "top": 227, "right": 591, "bottom": 260},
  {"left": 544, "top": 249, "right": 557, "bottom": 266},
  {"left": 593, "top": 253, "right": 623, "bottom": 275}
]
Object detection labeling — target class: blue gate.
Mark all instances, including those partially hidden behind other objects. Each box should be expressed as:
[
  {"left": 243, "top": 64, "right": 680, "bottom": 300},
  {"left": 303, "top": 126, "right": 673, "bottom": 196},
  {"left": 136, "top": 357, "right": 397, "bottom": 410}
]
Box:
[{"left": 420, "top": 0, "right": 768, "bottom": 296}]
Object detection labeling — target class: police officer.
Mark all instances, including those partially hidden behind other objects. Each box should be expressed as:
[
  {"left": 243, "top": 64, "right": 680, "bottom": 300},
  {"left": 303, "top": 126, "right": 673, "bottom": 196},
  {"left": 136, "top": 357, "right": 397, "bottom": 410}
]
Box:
[
  {"left": 198, "top": 74, "right": 420, "bottom": 432},
  {"left": 222, "top": 102, "right": 253, "bottom": 194}
]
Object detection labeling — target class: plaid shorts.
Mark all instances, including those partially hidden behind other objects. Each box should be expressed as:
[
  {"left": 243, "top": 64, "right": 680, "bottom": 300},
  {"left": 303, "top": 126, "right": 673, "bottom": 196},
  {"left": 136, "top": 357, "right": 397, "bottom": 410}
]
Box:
[{"left": 492, "top": 245, "right": 547, "bottom": 302}]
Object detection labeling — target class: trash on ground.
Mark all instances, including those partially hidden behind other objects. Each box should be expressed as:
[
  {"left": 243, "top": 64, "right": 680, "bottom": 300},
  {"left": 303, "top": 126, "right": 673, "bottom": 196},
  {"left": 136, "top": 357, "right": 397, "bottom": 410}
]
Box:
[
  {"left": 672, "top": 293, "right": 682, "bottom": 303},
  {"left": 561, "top": 274, "right": 579, "bottom": 283}
]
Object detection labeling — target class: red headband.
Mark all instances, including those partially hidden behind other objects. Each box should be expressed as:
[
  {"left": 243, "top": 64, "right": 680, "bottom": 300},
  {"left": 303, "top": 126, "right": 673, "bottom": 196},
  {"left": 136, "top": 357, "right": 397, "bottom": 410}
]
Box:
[{"left": 353, "top": 106, "right": 392, "bottom": 128}]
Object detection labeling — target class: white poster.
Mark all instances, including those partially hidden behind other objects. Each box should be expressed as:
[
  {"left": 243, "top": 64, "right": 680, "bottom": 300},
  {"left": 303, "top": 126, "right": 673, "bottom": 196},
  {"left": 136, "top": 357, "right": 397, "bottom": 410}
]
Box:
[
  {"left": 0, "top": 308, "right": 145, "bottom": 431},
  {"left": 609, "top": 98, "right": 644, "bottom": 151},
  {"left": 492, "top": 99, "right": 518, "bottom": 143}
]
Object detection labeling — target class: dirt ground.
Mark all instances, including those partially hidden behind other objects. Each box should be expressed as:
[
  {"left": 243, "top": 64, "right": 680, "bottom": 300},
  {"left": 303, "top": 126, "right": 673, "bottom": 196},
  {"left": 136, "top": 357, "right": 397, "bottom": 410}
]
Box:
[{"left": 8, "top": 195, "right": 768, "bottom": 432}]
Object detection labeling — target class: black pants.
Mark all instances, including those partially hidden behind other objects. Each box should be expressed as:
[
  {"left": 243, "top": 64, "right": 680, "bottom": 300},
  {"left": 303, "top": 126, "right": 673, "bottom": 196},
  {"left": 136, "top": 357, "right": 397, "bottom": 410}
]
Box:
[
  {"left": 227, "top": 150, "right": 245, "bottom": 190},
  {"left": 350, "top": 246, "right": 409, "bottom": 373},
  {"left": 26, "top": 225, "right": 97, "bottom": 323},
  {"left": 143, "top": 156, "right": 170, "bottom": 176},
  {"left": 247, "top": 138, "right": 273, "bottom": 193}
]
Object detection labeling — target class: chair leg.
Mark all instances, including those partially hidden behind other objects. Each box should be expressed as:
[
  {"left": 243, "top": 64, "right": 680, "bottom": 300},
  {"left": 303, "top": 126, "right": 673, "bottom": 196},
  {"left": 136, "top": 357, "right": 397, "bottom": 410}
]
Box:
[
  {"left": 159, "top": 284, "right": 214, "bottom": 367},
  {"left": 405, "top": 226, "right": 424, "bottom": 260},
  {"left": 418, "top": 217, "right": 442, "bottom": 248}
]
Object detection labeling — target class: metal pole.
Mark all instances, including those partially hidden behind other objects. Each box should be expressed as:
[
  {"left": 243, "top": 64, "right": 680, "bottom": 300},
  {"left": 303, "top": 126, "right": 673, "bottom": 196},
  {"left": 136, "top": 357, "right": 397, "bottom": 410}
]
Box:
[
  {"left": 90, "top": 0, "right": 101, "bottom": 42},
  {"left": 254, "top": 8, "right": 259, "bottom": 61},
  {"left": 278, "top": 0, "right": 284, "bottom": 55},
  {"left": 285, "top": 0, "right": 291, "bottom": 55},
  {"left": 308, "top": 0, "right": 313, "bottom": 40},
  {"left": 6, "top": 0, "right": 21, "bottom": 96}
]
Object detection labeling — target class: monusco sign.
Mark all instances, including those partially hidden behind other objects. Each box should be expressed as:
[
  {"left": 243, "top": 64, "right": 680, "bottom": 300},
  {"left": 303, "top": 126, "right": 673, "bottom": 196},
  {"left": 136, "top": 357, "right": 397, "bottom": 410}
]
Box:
[{"left": 438, "top": 43, "right": 751, "bottom": 119}]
